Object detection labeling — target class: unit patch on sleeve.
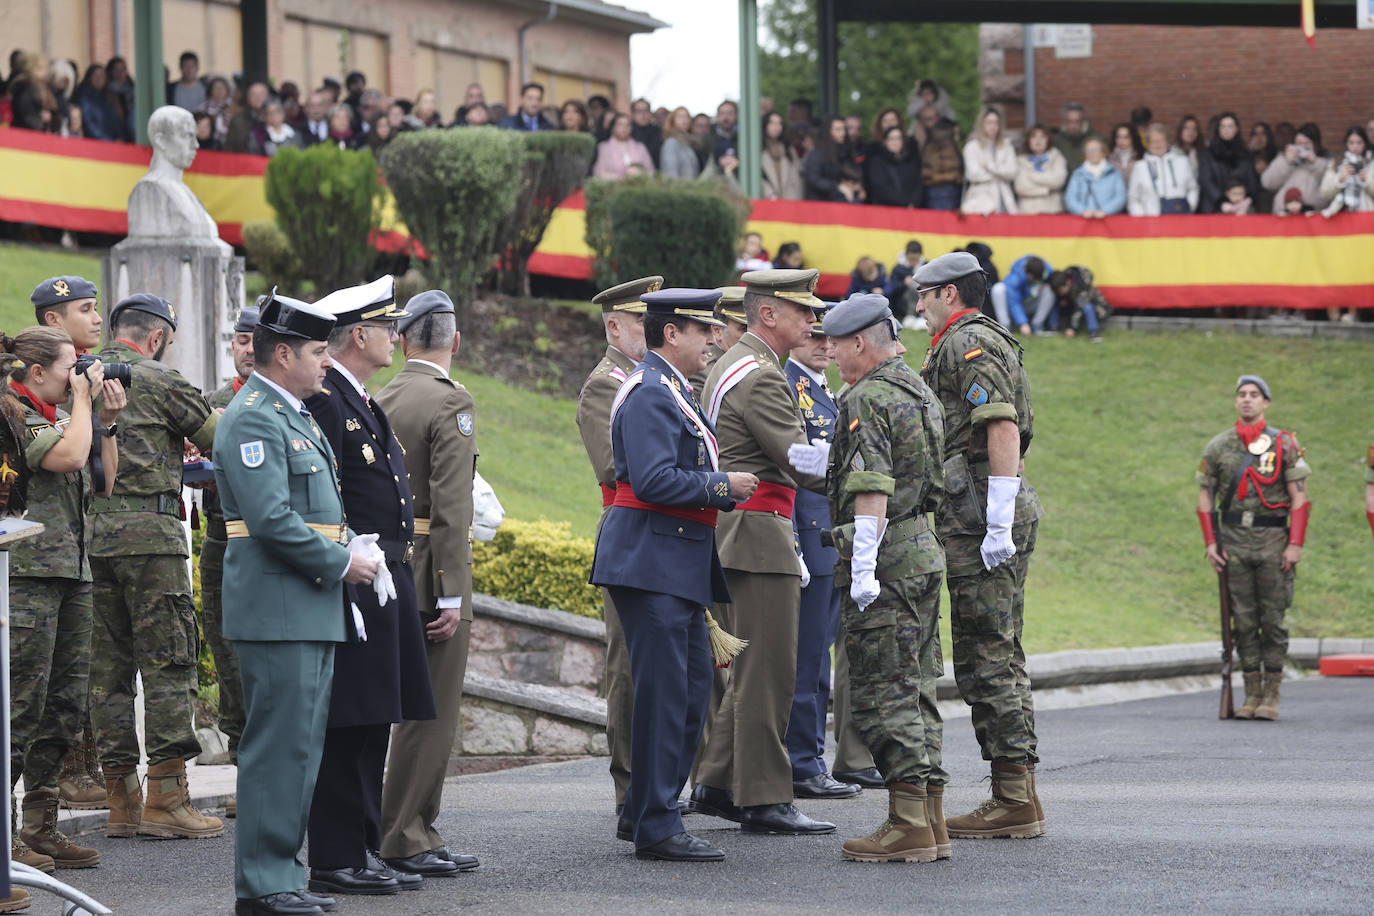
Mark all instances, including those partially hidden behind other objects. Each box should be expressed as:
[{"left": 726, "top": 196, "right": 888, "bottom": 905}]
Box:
[
  {"left": 457, "top": 413, "right": 474, "bottom": 436},
  {"left": 966, "top": 382, "right": 989, "bottom": 406}
]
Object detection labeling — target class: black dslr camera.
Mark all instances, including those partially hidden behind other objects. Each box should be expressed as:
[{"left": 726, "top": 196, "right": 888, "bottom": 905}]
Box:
[{"left": 74, "top": 354, "right": 134, "bottom": 388}]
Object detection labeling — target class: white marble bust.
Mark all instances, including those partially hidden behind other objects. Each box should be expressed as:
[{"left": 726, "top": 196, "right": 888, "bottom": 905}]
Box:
[{"left": 127, "top": 105, "right": 220, "bottom": 240}]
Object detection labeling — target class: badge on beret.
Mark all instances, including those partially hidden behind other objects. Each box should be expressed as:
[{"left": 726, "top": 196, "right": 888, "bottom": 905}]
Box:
[
  {"left": 966, "top": 382, "right": 989, "bottom": 407},
  {"left": 53, "top": 279, "right": 71, "bottom": 297},
  {"left": 457, "top": 413, "right": 474, "bottom": 437},
  {"left": 1248, "top": 434, "right": 1271, "bottom": 456},
  {"left": 240, "top": 441, "right": 264, "bottom": 468}
]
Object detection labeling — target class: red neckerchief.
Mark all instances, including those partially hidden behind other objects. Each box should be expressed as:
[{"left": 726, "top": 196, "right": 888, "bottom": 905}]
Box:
[
  {"left": 232, "top": 376, "right": 245, "bottom": 394},
  {"left": 1235, "top": 418, "right": 1265, "bottom": 449},
  {"left": 9, "top": 379, "right": 57, "bottom": 423},
  {"left": 930, "top": 308, "right": 979, "bottom": 349},
  {"left": 114, "top": 339, "right": 146, "bottom": 356}
]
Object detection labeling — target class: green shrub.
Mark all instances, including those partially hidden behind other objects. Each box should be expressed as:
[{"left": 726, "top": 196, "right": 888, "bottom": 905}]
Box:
[
  {"left": 241, "top": 220, "right": 303, "bottom": 292},
  {"left": 473, "top": 518, "right": 601, "bottom": 618},
  {"left": 379, "top": 128, "right": 527, "bottom": 327},
  {"left": 608, "top": 186, "right": 738, "bottom": 289},
  {"left": 264, "top": 144, "right": 379, "bottom": 295},
  {"left": 494, "top": 132, "right": 595, "bottom": 296},
  {"left": 584, "top": 176, "right": 747, "bottom": 289}
]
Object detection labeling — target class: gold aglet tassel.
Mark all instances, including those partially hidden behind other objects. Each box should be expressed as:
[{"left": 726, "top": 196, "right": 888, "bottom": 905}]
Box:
[{"left": 704, "top": 608, "right": 748, "bottom": 669}]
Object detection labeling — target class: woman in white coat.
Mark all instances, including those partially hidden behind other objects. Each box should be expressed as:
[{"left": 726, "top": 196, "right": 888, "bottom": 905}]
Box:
[
  {"left": 1014, "top": 124, "right": 1068, "bottom": 214},
  {"left": 1128, "top": 123, "right": 1198, "bottom": 215},
  {"left": 961, "top": 107, "right": 1019, "bottom": 215}
]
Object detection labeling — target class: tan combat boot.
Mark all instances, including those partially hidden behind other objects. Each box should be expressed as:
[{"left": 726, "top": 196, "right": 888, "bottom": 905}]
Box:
[
  {"left": 946, "top": 761, "right": 1044, "bottom": 839},
  {"left": 841, "top": 783, "right": 938, "bottom": 863},
  {"left": 1253, "top": 671, "right": 1282, "bottom": 721},
  {"left": 102, "top": 764, "right": 143, "bottom": 838},
  {"left": 1235, "top": 673, "right": 1263, "bottom": 720},
  {"left": 139, "top": 759, "right": 224, "bottom": 839},
  {"left": 926, "top": 783, "right": 951, "bottom": 859},
  {"left": 225, "top": 797, "right": 236, "bottom": 819},
  {"left": 10, "top": 797, "right": 54, "bottom": 874},
  {"left": 1027, "top": 763, "right": 1045, "bottom": 832},
  {"left": 19, "top": 789, "right": 99, "bottom": 868},
  {"left": 0, "top": 888, "right": 30, "bottom": 913}
]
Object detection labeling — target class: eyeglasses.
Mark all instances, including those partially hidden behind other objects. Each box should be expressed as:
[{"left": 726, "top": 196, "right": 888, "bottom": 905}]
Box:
[
  {"left": 363, "top": 321, "right": 399, "bottom": 336},
  {"left": 915, "top": 284, "right": 947, "bottom": 297}
]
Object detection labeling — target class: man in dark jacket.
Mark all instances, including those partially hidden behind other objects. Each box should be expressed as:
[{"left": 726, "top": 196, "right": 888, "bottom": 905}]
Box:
[{"left": 497, "top": 83, "right": 555, "bottom": 131}]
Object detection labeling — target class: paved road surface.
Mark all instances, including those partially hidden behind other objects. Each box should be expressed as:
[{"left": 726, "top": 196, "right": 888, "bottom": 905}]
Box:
[{"left": 42, "top": 677, "right": 1374, "bottom": 914}]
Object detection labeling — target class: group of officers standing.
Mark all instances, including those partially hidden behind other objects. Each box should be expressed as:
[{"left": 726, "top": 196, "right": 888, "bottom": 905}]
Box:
[{"left": 577, "top": 252, "right": 1045, "bottom": 863}]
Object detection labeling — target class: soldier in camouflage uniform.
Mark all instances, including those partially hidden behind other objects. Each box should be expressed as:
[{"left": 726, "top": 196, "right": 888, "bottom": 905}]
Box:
[
  {"left": 913, "top": 252, "right": 1046, "bottom": 840},
  {"left": 88, "top": 294, "right": 223, "bottom": 840},
  {"left": 2, "top": 325, "right": 125, "bottom": 869},
  {"left": 790, "top": 294, "right": 949, "bottom": 863},
  {"left": 199, "top": 305, "right": 259, "bottom": 809},
  {"left": 1197, "top": 375, "right": 1311, "bottom": 720}
]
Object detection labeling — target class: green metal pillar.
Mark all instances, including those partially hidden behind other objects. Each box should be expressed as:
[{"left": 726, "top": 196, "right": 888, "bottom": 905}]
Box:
[
  {"left": 737, "top": 0, "right": 760, "bottom": 199},
  {"left": 817, "top": 0, "right": 838, "bottom": 116},
  {"left": 241, "top": 0, "right": 270, "bottom": 86},
  {"left": 132, "top": 0, "right": 163, "bottom": 145}
]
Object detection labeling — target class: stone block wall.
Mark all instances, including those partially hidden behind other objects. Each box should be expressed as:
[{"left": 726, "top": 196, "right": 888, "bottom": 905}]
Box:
[{"left": 466, "top": 594, "right": 607, "bottom": 696}]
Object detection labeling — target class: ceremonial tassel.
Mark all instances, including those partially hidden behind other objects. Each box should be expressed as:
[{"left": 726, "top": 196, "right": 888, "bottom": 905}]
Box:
[
  {"left": 704, "top": 608, "right": 748, "bottom": 669},
  {"left": 1300, "top": 0, "right": 1316, "bottom": 48}
]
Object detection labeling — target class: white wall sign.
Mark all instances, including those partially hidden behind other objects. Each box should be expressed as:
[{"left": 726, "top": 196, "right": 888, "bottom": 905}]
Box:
[
  {"left": 1359, "top": 0, "right": 1374, "bottom": 29},
  {"left": 1030, "top": 24, "right": 1057, "bottom": 48},
  {"left": 1055, "top": 24, "right": 1094, "bottom": 58}
]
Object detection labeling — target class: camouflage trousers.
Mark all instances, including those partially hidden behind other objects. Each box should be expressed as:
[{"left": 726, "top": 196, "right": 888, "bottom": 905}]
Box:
[
  {"left": 946, "top": 521, "right": 1039, "bottom": 765},
  {"left": 843, "top": 570, "right": 946, "bottom": 788},
  {"left": 1222, "top": 526, "right": 1292, "bottom": 673},
  {"left": 8, "top": 577, "right": 92, "bottom": 791},
  {"left": 90, "top": 554, "right": 202, "bottom": 768},
  {"left": 199, "top": 537, "right": 245, "bottom": 761}
]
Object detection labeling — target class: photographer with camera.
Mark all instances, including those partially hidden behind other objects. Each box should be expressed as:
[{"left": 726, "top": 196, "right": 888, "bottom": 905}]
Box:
[
  {"left": 3, "top": 326, "right": 126, "bottom": 872},
  {"left": 87, "top": 293, "right": 224, "bottom": 841},
  {"left": 1260, "top": 122, "right": 1330, "bottom": 215}
]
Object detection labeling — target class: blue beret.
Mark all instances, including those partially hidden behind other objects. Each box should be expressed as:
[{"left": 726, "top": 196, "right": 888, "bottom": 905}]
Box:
[
  {"left": 822, "top": 293, "right": 894, "bottom": 338},
  {"left": 1236, "top": 374, "right": 1271, "bottom": 400},
  {"left": 397, "top": 290, "right": 456, "bottom": 335},
  {"left": 913, "top": 252, "right": 984, "bottom": 288},
  {"left": 233, "top": 307, "right": 260, "bottom": 333},
  {"left": 641, "top": 289, "right": 725, "bottom": 327},
  {"left": 31, "top": 276, "right": 98, "bottom": 311},
  {"left": 110, "top": 293, "right": 178, "bottom": 331}
]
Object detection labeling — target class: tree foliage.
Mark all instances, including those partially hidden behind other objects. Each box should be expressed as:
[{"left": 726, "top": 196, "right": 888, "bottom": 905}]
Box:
[
  {"left": 263, "top": 144, "right": 378, "bottom": 295},
  {"left": 493, "top": 132, "right": 596, "bottom": 297},
  {"left": 759, "top": 0, "right": 982, "bottom": 134}
]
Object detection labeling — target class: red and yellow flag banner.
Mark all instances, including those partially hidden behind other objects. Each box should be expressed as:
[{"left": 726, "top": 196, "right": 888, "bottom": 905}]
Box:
[{"left": 5, "top": 130, "right": 1373, "bottom": 311}]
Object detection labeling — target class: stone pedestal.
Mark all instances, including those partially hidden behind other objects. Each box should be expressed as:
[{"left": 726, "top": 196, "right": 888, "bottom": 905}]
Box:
[{"left": 101, "top": 238, "right": 244, "bottom": 392}]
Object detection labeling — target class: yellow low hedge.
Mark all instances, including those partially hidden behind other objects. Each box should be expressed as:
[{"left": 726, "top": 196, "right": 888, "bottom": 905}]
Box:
[{"left": 473, "top": 518, "right": 602, "bottom": 619}]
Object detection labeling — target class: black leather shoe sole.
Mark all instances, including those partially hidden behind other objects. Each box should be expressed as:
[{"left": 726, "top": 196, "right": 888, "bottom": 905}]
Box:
[
  {"left": 390, "top": 858, "right": 460, "bottom": 876},
  {"left": 235, "top": 895, "right": 323, "bottom": 915},
  {"left": 834, "top": 768, "right": 886, "bottom": 789},
  {"left": 307, "top": 878, "right": 399, "bottom": 897},
  {"left": 793, "top": 781, "right": 862, "bottom": 799},
  {"left": 687, "top": 789, "right": 744, "bottom": 823},
  {"left": 634, "top": 845, "right": 725, "bottom": 862}
]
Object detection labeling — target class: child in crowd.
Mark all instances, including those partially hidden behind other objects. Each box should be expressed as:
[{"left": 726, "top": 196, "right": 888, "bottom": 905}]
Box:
[
  {"left": 1219, "top": 179, "right": 1252, "bottom": 215},
  {"left": 736, "top": 232, "right": 771, "bottom": 271},
  {"left": 886, "top": 239, "right": 927, "bottom": 326},
  {"left": 1281, "top": 187, "right": 1310, "bottom": 216},
  {"left": 1320, "top": 148, "right": 1371, "bottom": 217},
  {"left": 1049, "top": 266, "right": 1111, "bottom": 342},
  {"left": 846, "top": 256, "right": 887, "bottom": 298}
]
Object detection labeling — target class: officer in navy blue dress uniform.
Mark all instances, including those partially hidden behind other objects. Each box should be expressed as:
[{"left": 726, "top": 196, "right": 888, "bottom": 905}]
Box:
[
  {"left": 590, "top": 289, "right": 759, "bottom": 863},
  {"left": 783, "top": 303, "right": 863, "bottom": 801},
  {"left": 304, "top": 277, "right": 438, "bottom": 897}
]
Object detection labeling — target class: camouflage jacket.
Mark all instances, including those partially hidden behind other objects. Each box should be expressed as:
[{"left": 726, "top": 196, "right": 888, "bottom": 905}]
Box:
[
  {"left": 201, "top": 378, "right": 240, "bottom": 541},
  {"left": 89, "top": 340, "right": 218, "bottom": 557},
  {"left": 1198, "top": 423, "right": 1310, "bottom": 549},
  {"left": 828, "top": 356, "right": 945, "bottom": 583},
  {"left": 11, "top": 399, "right": 90, "bottom": 580}
]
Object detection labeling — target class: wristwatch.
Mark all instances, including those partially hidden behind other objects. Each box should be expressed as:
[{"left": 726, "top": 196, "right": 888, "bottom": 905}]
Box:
[{"left": 100, "top": 423, "right": 118, "bottom": 438}]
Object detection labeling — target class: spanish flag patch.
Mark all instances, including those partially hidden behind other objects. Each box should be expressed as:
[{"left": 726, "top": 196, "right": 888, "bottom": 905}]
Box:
[
  {"left": 963, "top": 347, "right": 984, "bottom": 361},
  {"left": 849, "top": 418, "right": 860, "bottom": 432}
]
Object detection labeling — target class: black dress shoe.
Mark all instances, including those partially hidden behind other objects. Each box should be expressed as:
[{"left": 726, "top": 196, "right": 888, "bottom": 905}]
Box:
[
  {"left": 793, "top": 772, "right": 863, "bottom": 799},
  {"left": 616, "top": 815, "right": 633, "bottom": 842},
  {"left": 678, "top": 797, "right": 693, "bottom": 816},
  {"left": 834, "top": 767, "right": 885, "bottom": 789},
  {"left": 688, "top": 784, "right": 744, "bottom": 823},
  {"left": 634, "top": 831, "right": 725, "bottom": 862},
  {"left": 235, "top": 893, "right": 323, "bottom": 915},
  {"left": 740, "top": 803, "right": 836, "bottom": 835},
  {"left": 386, "top": 849, "right": 461, "bottom": 876},
  {"left": 365, "top": 849, "right": 423, "bottom": 888},
  {"left": 307, "top": 867, "right": 400, "bottom": 896},
  {"left": 294, "top": 890, "right": 338, "bottom": 913},
  {"left": 433, "top": 845, "right": 480, "bottom": 871}
]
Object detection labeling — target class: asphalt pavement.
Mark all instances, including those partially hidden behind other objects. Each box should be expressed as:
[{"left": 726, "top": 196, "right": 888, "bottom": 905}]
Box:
[{"left": 43, "top": 676, "right": 1374, "bottom": 915}]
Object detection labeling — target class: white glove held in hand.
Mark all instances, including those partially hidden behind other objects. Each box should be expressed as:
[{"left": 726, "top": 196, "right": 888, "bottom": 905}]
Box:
[
  {"left": 350, "top": 603, "right": 368, "bottom": 642},
  {"left": 798, "top": 551, "right": 811, "bottom": 589},
  {"left": 349, "top": 533, "right": 395, "bottom": 605},
  {"left": 980, "top": 476, "right": 1020, "bottom": 570},
  {"left": 850, "top": 515, "right": 882, "bottom": 610},
  {"left": 787, "top": 440, "right": 831, "bottom": 477},
  {"left": 472, "top": 471, "right": 505, "bottom": 542}
]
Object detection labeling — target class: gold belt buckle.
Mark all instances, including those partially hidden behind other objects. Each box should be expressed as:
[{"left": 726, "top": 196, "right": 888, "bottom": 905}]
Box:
[{"left": 1240, "top": 510, "right": 1255, "bottom": 528}]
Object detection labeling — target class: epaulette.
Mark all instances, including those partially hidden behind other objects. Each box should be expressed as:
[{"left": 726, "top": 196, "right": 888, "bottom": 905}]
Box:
[
  {"left": 318, "top": 386, "right": 332, "bottom": 396},
  {"left": 242, "top": 389, "right": 264, "bottom": 409}
]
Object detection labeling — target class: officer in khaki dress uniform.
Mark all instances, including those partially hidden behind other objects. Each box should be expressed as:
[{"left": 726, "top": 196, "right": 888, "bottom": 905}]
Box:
[
  {"left": 1196, "top": 375, "right": 1311, "bottom": 720},
  {"left": 690, "top": 269, "right": 835, "bottom": 836},
  {"left": 376, "top": 290, "right": 480, "bottom": 876},
  {"left": 576, "top": 276, "right": 658, "bottom": 814},
  {"left": 688, "top": 286, "right": 746, "bottom": 400}
]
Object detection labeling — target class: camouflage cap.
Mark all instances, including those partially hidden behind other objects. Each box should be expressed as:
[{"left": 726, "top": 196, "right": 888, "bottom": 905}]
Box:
[
  {"left": 713, "top": 286, "right": 746, "bottom": 324},
  {"left": 591, "top": 276, "right": 662, "bottom": 314},
  {"left": 740, "top": 268, "right": 823, "bottom": 309}
]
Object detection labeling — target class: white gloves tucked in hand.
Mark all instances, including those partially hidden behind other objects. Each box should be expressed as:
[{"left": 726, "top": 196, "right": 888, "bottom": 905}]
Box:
[
  {"left": 472, "top": 471, "right": 505, "bottom": 542},
  {"left": 980, "top": 476, "right": 1020, "bottom": 570},
  {"left": 349, "top": 533, "right": 396, "bottom": 605},
  {"left": 787, "top": 440, "right": 831, "bottom": 477},
  {"left": 850, "top": 515, "right": 882, "bottom": 610},
  {"left": 797, "top": 551, "right": 811, "bottom": 589}
]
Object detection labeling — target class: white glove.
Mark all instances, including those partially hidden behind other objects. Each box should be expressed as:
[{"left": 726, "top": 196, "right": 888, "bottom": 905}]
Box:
[
  {"left": 850, "top": 515, "right": 882, "bottom": 610},
  {"left": 980, "top": 476, "right": 1020, "bottom": 571},
  {"left": 350, "top": 603, "right": 368, "bottom": 642},
  {"left": 798, "top": 551, "right": 811, "bottom": 588},
  {"left": 349, "top": 533, "right": 395, "bottom": 605},
  {"left": 472, "top": 471, "right": 505, "bottom": 542},
  {"left": 787, "top": 440, "right": 831, "bottom": 477}
]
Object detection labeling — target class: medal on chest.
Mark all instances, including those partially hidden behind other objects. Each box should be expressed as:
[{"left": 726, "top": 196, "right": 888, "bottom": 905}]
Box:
[
  {"left": 1256, "top": 451, "right": 1276, "bottom": 475},
  {"left": 1247, "top": 434, "right": 1271, "bottom": 456}
]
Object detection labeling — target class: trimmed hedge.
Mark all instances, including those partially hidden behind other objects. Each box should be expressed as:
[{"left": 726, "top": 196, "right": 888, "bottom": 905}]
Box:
[
  {"left": 263, "top": 144, "right": 378, "bottom": 294},
  {"left": 472, "top": 518, "right": 601, "bottom": 619},
  {"left": 494, "top": 132, "right": 596, "bottom": 296},
  {"left": 241, "top": 219, "right": 303, "bottom": 292}
]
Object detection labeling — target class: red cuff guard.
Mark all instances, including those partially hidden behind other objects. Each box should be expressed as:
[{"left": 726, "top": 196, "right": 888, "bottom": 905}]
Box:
[
  {"left": 1367, "top": 511, "right": 1374, "bottom": 541},
  {"left": 1197, "top": 509, "right": 1216, "bottom": 547},
  {"left": 1288, "top": 501, "right": 1310, "bottom": 546}
]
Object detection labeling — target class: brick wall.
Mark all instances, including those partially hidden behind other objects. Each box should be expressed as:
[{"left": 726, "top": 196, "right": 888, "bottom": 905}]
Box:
[{"left": 1030, "top": 25, "right": 1374, "bottom": 145}]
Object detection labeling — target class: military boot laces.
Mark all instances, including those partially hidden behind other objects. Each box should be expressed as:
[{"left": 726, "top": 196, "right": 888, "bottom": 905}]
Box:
[
  {"left": 57, "top": 734, "right": 107, "bottom": 810},
  {"left": 20, "top": 790, "right": 99, "bottom": 868},
  {"left": 841, "top": 784, "right": 938, "bottom": 863},
  {"left": 945, "top": 763, "right": 1044, "bottom": 840},
  {"left": 139, "top": 760, "right": 224, "bottom": 839}
]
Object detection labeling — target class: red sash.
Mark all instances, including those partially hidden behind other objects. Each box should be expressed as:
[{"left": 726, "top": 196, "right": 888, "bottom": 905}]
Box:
[
  {"left": 613, "top": 481, "right": 718, "bottom": 528},
  {"left": 737, "top": 480, "right": 797, "bottom": 519},
  {"left": 600, "top": 484, "right": 615, "bottom": 507}
]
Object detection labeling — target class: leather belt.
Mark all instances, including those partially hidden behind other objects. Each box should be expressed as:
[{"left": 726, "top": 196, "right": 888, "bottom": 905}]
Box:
[
  {"left": 612, "top": 481, "right": 718, "bottom": 528},
  {"left": 413, "top": 517, "right": 431, "bottom": 536},
  {"left": 377, "top": 538, "right": 415, "bottom": 564},
  {"left": 1221, "top": 511, "right": 1286, "bottom": 529},
  {"left": 225, "top": 519, "right": 347, "bottom": 543},
  {"left": 736, "top": 480, "right": 797, "bottom": 519}
]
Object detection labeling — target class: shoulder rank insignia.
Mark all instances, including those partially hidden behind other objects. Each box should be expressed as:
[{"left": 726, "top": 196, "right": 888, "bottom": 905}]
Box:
[
  {"left": 240, "top": 440, "right": 264, "bottom": 468},
  {"left": 457, "top": 413, "right": 474, "bottom": 436},
  {"left": 319, "top": 386, "right": 331, "bottom": 396},
  {"left": 963, "top": 347, "right": 984, "bottom": 361},
  {"left": 0, "top": 457, "right": 17, "bottom": 483},
  {"left": 966, "top": 382, "right": 989, "bottom": 406}
]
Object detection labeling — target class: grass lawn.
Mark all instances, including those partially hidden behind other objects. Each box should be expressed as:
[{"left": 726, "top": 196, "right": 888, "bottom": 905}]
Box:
[{"left": 4, "top": 242, "right": 1370, "bottom": 652}]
